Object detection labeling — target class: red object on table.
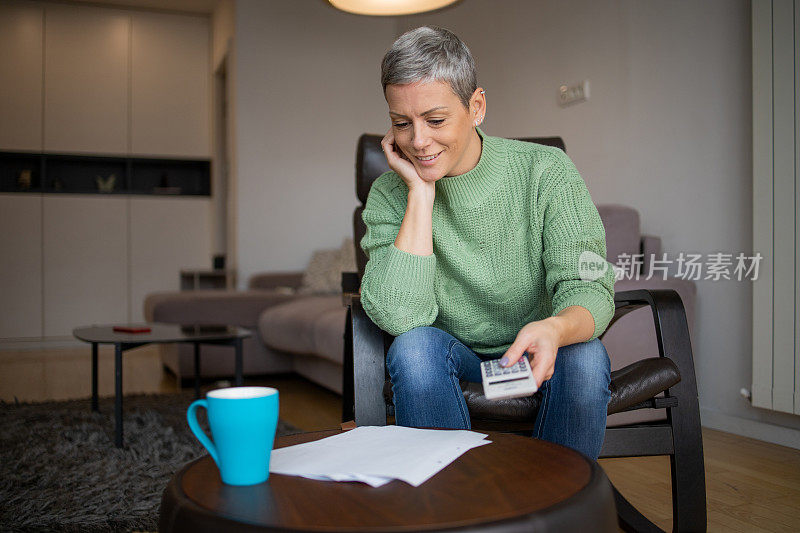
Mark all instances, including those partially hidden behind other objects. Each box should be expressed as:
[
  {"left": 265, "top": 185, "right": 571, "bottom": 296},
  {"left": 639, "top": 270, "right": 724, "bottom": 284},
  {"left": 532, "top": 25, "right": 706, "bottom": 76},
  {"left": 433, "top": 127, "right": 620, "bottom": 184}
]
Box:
[{"left": 112, "top": 326, "right": 152, "bottom": 334}]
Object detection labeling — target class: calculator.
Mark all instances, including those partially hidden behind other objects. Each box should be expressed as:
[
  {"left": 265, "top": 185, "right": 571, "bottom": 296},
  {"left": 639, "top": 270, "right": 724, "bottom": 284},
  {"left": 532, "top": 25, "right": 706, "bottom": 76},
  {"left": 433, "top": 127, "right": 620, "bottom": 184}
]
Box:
[{"left": 480, "top": 356, "right": 538, "bottom": 400}]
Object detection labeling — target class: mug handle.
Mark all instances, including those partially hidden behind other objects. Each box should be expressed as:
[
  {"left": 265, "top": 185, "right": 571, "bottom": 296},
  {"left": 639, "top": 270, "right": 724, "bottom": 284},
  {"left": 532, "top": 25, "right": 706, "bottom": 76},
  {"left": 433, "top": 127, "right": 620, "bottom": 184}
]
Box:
[{"left": 187, "top": 399, "right": 220, "bottom": 466}]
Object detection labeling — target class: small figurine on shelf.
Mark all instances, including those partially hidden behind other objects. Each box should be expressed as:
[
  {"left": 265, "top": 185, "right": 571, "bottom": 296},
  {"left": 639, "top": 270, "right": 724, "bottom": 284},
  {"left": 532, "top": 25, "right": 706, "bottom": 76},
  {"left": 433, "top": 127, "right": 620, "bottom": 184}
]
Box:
[
  {"left": 17, "top": 169, "right": 32, "bottom": 190},
  {"left": 154, "top": 171, "right": 182, "bottom": 194},
  {"left": 53, "top": 176, "right": 63, "bottom": 191},
  {"left": 96, "top": 173, "right": 116, "bottom": 193}
]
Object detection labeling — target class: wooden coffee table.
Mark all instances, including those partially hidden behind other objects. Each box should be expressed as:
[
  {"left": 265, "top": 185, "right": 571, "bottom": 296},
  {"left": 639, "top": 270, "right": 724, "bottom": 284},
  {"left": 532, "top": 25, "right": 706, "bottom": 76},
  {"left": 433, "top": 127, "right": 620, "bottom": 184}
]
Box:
[
  {"left": 159, "top": 429, "right": 618, "bottom": 532},
  {"left": 73, "top": 323, "right": 251, "bottom": 448}
]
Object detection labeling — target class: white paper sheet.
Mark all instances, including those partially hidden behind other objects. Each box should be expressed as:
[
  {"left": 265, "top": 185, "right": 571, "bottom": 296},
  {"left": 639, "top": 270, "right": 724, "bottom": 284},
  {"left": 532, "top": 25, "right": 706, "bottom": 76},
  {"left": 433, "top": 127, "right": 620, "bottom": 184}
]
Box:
[{"left": 269, "top": 425, "right": 492, "bottom": 487}]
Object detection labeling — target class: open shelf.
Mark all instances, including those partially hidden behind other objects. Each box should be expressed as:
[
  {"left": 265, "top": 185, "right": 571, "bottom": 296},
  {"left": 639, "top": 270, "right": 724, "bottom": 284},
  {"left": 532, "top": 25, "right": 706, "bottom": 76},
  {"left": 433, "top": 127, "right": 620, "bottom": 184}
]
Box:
[
  {"left": 131, "top": 158, "right": 210, "bottom": 196},
  {"left": 0, "top": 151, "right": 210, "bottom": 196},
  {"left": 0, "top": 152, "right": 43, "bottom": 193},
  {"left": 44, "top": 154, "right": 129, "bottom": 195}
]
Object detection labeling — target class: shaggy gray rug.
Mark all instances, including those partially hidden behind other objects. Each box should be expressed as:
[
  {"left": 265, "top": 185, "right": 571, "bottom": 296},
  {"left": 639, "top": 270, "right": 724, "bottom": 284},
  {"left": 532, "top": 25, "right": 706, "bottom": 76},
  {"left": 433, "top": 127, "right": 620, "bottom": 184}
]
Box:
[{"left": 0, "top": 392, "right": 300, "bottom": 533}]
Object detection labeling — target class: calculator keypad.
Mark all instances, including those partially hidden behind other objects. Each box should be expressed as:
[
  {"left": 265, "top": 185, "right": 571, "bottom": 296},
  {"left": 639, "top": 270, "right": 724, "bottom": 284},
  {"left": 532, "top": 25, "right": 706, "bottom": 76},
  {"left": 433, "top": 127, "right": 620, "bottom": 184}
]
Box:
[
  {"left": 483, "top": 357, "right": 529, "bottom": 377},
  {"left": 481, "top": 355, "right": 537, "bottom": 399}
]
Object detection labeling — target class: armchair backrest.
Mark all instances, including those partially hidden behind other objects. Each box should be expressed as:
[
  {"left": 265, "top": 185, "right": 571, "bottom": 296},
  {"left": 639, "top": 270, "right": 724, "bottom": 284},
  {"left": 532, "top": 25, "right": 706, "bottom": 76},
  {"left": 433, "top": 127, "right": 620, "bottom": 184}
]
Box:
[
  {"left": 353, "top": 134, "right": 566, "bottom": 278},
  {"left": 596, "top": 205, "right": 646, "bottom": 268}
]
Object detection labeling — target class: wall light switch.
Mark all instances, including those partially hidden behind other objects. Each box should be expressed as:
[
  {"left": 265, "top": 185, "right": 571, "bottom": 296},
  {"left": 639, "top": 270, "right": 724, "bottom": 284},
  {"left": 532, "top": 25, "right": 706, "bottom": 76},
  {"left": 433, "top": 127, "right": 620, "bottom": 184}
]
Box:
[{"left": 558, "top": 80, "right": 590, "bottom": 106}]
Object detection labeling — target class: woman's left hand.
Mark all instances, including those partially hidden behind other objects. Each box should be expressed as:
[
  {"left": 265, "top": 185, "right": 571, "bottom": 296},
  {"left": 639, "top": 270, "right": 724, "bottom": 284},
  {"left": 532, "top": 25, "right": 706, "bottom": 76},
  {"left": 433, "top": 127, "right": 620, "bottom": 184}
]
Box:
[{"left": 500, "top": 319, "right": 562, "bottom": 388}]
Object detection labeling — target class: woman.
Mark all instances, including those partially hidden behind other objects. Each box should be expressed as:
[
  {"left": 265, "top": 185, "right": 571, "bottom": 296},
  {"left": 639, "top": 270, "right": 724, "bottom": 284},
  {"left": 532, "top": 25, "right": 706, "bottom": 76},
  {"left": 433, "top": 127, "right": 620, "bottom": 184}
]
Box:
[{"left": 360, "top": 26, "right": 615, "bottom": 460}]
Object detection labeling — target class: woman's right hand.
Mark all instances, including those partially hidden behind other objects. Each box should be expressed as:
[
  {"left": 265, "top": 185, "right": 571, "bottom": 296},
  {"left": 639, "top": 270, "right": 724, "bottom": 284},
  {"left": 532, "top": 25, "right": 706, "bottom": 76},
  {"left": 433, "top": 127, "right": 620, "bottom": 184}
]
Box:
[{"left": 381, "top": 128, "right": 434, "bottom": 195}]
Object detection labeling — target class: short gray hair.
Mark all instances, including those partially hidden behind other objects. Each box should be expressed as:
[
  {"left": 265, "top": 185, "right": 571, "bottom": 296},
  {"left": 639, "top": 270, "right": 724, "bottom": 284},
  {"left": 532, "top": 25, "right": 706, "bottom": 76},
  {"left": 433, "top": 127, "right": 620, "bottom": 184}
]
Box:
[{"left": 381, "top": 26, "right": 477, "bottom": 108}]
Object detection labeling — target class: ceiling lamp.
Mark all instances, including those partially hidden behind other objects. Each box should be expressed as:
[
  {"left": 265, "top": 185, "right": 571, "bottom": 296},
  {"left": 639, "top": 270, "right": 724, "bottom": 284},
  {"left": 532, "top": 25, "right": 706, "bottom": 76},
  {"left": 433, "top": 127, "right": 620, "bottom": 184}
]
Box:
[{"left": 329, "top": 0, "right": 459, "bottom": 16}]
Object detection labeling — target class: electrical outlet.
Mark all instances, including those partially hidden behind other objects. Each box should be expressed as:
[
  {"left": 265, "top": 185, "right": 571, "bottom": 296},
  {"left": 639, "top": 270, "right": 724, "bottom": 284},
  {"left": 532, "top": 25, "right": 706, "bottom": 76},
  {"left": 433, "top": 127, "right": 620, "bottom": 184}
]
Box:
[{"left": 558, "top": 80, "right": 590, "bottom": 106}]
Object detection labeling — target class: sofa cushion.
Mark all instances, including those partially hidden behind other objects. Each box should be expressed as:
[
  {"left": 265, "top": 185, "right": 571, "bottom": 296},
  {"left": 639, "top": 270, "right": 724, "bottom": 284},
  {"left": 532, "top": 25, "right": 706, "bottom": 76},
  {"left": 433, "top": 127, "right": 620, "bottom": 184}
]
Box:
[
  {"left": 259, "top": 295, "right": 346, "bottom": 365},
  {"left": 597, "top": 204, "right": 641, "bottom": 265}
]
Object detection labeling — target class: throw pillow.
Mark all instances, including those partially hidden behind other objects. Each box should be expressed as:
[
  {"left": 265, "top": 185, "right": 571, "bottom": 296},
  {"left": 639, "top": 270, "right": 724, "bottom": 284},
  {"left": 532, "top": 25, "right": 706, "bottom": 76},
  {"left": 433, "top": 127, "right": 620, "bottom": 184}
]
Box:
[
  {"left": 297, "top": 238, "right": 358, "bottom": 295},
  {"left": 338, "top": 237, "right": 357, "bottom": 275},
  {"left": 298, "top": 248, "right": 340, "bottom": 295}
]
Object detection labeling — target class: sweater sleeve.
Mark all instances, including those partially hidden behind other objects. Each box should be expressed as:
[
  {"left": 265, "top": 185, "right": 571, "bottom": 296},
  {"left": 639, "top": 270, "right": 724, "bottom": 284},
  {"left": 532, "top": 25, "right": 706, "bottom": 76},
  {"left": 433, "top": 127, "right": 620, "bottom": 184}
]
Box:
[
  {"left": 540, "top": 153, "right": 615, "bottom": 341},
  {"left": 359, "top": 173, "right": 438, "bottom": 337}
]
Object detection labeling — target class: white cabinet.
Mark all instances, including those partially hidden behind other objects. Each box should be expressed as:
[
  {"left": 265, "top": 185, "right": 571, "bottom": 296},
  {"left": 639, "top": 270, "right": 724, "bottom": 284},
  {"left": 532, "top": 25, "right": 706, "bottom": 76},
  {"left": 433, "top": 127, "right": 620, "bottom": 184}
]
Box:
[
  {"left": 44, "top": 4, "right": 130, "bottom": 154},
  {"left": 42, "top": 195, "right": 128, "bottom": 337},
  {"left": 0, "top": 194, "right": 43, "bottom": 338},
  {"left": 3, "top": 194, "right": 212, "bottom": 339},
  {"left": 3, "top": 2, "right": 211, "bottom": 157},
  {"left": 131, "top": 12, "right": 210, "bottom": 157},
  {"left": 129, "top": 197, "right": 211, "bottom": 322},
  {"left": 0, "top": 1, "right": 44, "bottom": 152},
  {"left": 0, "top": 3, "right": 213, "bottom": 342}
]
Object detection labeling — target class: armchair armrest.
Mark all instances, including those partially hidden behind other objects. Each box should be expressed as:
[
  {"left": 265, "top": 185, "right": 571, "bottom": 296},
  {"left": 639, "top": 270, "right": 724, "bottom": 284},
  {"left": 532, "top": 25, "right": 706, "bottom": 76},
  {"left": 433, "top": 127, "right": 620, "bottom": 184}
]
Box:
[
  {"left": 603, "top": 289, "right": 704, "bottom": 459},
  {"left": 611, "top": 290, "right": 694, "bottom": 384},
  {"left": 343, "top": 292, "right": 388, "bottom": 426},
  {"left": 608, "top": 276, "right": 697, "bottom": 341}
]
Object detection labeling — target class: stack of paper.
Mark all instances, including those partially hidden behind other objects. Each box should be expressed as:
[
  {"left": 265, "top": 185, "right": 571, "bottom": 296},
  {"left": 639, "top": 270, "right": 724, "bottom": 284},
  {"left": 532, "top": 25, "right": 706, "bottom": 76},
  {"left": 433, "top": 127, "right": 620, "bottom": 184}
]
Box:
[{"left": 269, "top": 425, "right": 491, "bottom": 487}]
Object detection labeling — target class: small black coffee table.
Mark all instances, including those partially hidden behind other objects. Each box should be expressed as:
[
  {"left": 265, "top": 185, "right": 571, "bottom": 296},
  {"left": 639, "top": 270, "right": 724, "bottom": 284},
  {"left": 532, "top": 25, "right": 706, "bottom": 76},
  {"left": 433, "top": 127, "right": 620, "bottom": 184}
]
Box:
[{"left": 73, "top": 323, "right": 252, "bottom": 447}]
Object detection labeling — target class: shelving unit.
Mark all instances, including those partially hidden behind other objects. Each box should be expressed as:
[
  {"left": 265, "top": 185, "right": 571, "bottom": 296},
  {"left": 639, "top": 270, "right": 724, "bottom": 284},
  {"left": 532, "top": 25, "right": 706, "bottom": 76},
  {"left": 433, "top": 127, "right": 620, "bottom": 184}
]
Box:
[{"left": 0, "top": 151, "right": 210, "bottom": 196}]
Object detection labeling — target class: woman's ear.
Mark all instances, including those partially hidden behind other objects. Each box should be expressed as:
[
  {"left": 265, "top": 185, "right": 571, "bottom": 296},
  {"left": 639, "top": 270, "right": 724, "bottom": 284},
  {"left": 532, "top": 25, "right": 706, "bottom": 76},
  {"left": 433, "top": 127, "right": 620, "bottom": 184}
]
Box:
[{"left": 472, "top": 87, "right": 486, "bottom": 126}]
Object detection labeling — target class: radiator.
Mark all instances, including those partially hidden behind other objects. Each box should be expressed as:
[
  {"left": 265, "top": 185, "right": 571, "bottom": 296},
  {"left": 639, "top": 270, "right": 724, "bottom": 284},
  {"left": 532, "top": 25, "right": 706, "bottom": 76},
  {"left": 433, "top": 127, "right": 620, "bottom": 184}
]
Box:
[{"left": 752, "top": 0, "right": 800, "bottom": 414}]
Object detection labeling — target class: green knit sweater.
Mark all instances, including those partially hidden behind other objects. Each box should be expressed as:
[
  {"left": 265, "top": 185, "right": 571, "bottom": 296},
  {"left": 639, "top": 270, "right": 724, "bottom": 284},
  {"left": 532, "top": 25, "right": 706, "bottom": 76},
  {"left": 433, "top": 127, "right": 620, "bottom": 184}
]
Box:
[{"left": 359, "top": 127, "right": 615, "bottom": 354}]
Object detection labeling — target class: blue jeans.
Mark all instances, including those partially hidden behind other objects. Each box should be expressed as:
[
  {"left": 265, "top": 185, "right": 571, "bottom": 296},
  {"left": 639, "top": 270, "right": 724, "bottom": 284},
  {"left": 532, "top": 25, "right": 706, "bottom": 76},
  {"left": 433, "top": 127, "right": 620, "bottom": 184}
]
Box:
[{"left": 386, "top": 326, "right": 611, "bottom": 460}]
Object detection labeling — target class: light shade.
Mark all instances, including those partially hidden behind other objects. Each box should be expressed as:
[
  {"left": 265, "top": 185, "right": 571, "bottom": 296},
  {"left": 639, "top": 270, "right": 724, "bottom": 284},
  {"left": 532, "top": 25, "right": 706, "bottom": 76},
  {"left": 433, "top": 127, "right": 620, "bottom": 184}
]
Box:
[{"left": 329, "top": 0, "right": 459, "bottom": 16}]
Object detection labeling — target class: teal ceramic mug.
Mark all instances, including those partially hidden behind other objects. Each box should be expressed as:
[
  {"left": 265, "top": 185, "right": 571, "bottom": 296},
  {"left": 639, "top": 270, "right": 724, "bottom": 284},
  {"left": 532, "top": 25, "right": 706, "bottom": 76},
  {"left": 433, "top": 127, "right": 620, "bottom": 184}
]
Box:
[{"left": 187, "top": 386, "right": 279, "bottom": 486}]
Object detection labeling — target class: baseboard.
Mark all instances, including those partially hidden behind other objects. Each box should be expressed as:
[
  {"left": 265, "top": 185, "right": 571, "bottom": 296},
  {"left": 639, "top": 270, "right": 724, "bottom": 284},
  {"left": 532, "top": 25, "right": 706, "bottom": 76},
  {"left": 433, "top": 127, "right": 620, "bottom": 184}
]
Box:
[
  {"left": 700, "top": 407, "right": 800, "bottom": 450},
  {"left": 0, "top": 337, "right": 84, "bottom": 351}
]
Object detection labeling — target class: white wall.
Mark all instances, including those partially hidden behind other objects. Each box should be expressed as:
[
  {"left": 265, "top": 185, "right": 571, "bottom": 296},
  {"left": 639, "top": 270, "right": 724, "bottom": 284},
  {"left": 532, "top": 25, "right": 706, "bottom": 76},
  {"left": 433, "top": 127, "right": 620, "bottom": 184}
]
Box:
[
  {"left": 232, "top": 0, "right": 394, "bottom": 282},
  {"left": 398, "top": 0, "right": 800, "bottom": 444}
]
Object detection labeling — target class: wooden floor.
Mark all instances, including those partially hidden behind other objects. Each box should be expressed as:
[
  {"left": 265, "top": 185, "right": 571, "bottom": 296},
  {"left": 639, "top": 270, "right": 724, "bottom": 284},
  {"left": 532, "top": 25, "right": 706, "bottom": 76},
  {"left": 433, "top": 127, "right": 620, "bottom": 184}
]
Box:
[{"left": 2, "top": 345, "right": 799, "bottom": 532}]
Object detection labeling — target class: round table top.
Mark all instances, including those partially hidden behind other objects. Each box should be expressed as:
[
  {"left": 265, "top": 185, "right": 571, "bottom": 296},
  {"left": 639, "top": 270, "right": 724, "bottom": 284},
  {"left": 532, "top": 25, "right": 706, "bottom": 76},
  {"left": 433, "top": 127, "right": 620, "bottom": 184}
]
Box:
[
  {"left": 72, "top": 322, "right": 252, "bottom": 344},
  {"left": 160, "top": 429, "right": 618, "bottom": 533}
]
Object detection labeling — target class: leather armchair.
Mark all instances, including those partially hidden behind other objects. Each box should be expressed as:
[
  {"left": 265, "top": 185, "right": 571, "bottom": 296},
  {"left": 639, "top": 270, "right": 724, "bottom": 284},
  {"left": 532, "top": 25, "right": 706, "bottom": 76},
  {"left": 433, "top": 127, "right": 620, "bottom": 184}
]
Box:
[{"left": 342, "top": 134, "right": 706, "bottom": 532}]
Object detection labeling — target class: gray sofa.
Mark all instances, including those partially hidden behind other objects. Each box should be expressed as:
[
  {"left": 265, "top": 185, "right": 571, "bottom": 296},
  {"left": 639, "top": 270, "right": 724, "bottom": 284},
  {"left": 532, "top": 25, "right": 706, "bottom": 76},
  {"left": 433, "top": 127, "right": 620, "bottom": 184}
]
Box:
[
  {"left": 144, "top": 203, "right": 696, "bottom": 425},
  {"left": 144, "top": 272, "right": 346, "bottom": 393}
]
